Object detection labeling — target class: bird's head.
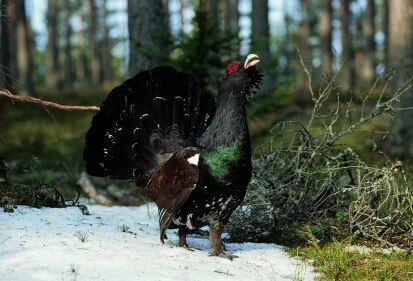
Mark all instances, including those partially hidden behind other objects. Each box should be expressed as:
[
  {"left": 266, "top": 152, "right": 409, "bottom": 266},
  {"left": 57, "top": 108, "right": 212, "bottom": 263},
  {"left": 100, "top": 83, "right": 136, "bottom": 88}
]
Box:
[{"left": 219, "top": 54, "right": 263, "bottom": 101}]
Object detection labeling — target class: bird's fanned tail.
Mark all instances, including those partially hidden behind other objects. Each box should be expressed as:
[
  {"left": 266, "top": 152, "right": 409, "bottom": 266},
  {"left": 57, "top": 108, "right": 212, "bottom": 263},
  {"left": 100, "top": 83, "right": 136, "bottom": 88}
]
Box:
[{"left": 83, "top": 66, "right": 216, "bottom": 185}]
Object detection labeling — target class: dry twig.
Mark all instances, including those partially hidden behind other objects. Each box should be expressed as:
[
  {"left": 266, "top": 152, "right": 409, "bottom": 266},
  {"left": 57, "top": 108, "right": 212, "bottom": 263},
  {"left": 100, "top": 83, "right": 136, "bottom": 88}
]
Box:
[
  {"left": 228, "top": 54, "right": 413, "bottom": 250},
  {"left": 0, "top": 89, "right": 100, "bottom": 111}
]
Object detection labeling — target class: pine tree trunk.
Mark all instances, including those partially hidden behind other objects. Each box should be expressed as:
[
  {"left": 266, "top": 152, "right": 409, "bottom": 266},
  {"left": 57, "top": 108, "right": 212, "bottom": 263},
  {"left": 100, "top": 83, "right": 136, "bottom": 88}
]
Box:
[
  {"left": 101, "top": 0, "right": 112, "bottom": 83},
  {"left": 63, "top": 0, "right": 74, "bottom": 91},
  {"left": 251, "top": 0, "right": 270, "bottom": 62},
  {"left": 359, "top": 0, "right": 375, "bottom": 85},
  {"left": 178, "top": 0, "right": 185, "bottom": 29},
  {"left": 296, "top": 0, "right": 311, "bottom": 90},
  {"left": 229, "top": 0, "right": 239, "bottom": 32},
  {"left": 162, "top": 0, "right": 170, "bottom": 29},
  {"left": 46, "top": 0, "right": 59, "bottom": 91},
  {"left": 251, "top": 0, "right": 270, "bottom": 90},
  {"left": 388, "top": 0, "right": 413, "bottom": 160},
  {"left": 282, "top": 5, "right": 293, "bottom": 77},
  {"left": 1, "top": 0, "right": 17, "bottom": 93},
  {"left": 319, "top": 0, "right": 333, "bottom": 78},
  {"left": 89, "top": 0, "right": 100, "bottom": 86},
  {"left": 0, "top": 1, "right": 10, "bottom": 89},
  {"left": 15, "top": 0, "right": 34, "bottom": 96},
  {"left": 339, "top": 0, "right": 352, "bottom": 87},
  {"left": 223, "top": 0, "right": 239, "bottom": 57},
  {"left": 383, "top": 0, "right": 389, "bottom": 72},
  {"left": 127, "top": 0, "right": 169, "bottom": 74},
  {"left": 75, "top": 17, "right": 86, "bottom": 81}
]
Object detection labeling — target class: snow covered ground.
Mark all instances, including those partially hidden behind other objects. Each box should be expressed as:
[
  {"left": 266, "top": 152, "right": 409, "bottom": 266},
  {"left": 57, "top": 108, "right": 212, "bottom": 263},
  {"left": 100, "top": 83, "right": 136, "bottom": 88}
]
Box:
[{"left": 0, "top": 204, "right": 316, "bottom": 281}]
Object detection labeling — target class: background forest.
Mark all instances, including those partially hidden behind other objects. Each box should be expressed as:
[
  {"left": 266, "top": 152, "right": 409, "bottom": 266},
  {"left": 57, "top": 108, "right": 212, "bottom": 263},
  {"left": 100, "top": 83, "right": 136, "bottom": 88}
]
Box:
[
  {"left": 0, "top": 0, "right": 413, "bottom": 279},
  {"left": 1, "top": 0, "right": 412, "bottom": 157}
]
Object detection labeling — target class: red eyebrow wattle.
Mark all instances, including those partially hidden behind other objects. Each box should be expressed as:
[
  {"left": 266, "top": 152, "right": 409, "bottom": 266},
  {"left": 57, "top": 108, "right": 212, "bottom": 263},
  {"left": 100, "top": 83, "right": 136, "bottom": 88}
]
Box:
[{"left": 227, "top": 62, "right": 240, "bottom": 74}]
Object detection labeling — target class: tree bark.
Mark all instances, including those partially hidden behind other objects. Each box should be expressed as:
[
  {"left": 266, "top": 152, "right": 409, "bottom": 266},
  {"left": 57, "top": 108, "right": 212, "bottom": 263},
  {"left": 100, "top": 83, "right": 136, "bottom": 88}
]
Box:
[
  {"left": 45, "top": 0, "right": 60, "bottom": 91},
  {"left": 383, "top": 0, "right": 389, "bottom": 72},
  {"left": 89, "top": 0, "right": 100, "bottom": 86},
  {"left": 251, "top": 0, "right": 270, "bottom": 90},
  {"left": 1, "top": 0, "right": 17, "bottom": 92},
  {"left": 296, "top": 0, "right": 311, "bottom": 90},
  {"left": 63, "top": 0, "right": 74, "bottom": 91},
  {"left": 75, "top": 13, "right": 86, "bottom": 81},
  {"left": 319, "top": 0, "right": 333, "bottom": 78},
  {"left": 127, "top": 0, "right": 169, "bottom": 74},
  {"left": 359, "top": 0, "right": 375, "bottom": 84},
  {"left": 339, "top": 0, "right": 353, "bottom": 87},
  {"left": 101, "top": 0, "right": 112, "bottom": 83},
  {"left": 251, "top": 0, "right": 270, "bottom": 62},
  {"left": 388, "top": 0, "right": 413, "bottom": 160},
  {"left": 15, "top": 0, "right": 34, "bottom": 96},
  {"left": 282, "top": 4, "right": 294, "bottom": 77},
  {"left": 223, "top": 0, "right": 239, "bottom": 57},
  {"left": 223, "top": 0, "right": 238, "bottom": 31}
]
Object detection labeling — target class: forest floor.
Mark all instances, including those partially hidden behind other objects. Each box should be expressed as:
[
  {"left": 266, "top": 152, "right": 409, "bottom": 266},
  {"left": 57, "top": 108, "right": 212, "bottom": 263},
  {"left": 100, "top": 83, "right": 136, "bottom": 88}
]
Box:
[
  {"left": 0, "top": 203, "right": 316, "bottom": 281},
  {"left": 1, "top": 91, "right": 412, "bottom": 280}
]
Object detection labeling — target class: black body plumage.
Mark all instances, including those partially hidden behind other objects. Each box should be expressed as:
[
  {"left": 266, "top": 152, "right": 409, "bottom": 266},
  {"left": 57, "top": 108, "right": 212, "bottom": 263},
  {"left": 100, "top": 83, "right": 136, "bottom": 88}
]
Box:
[{"left": 84, "top": 56, "right": 262, "bottom": 258}]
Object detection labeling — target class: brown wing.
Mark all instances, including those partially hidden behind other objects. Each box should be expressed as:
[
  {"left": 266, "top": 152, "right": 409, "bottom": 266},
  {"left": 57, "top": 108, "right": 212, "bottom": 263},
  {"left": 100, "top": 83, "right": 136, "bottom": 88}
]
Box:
[{"left": 147, "top": 147, "right": 200, "bottom": 242}]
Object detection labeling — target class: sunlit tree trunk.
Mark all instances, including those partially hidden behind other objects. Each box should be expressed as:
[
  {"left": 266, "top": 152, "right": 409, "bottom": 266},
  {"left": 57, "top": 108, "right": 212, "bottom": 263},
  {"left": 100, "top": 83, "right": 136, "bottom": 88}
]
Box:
[
  {"left": 339, "top": 0, "right": 352, "bottom": 87},
  {"left": 178, "top": 0, "right": 185, "bottom": 29},
  {"left": 388, "top": 0, "right": 413, "bottom": 160},
  {"left": 296, "top": 0, "right": 311, "bottom": 90},
  {"left": 46, "top": 0, "right": 59, "bottom": 91},
  {"left": 282, "top": 4, "right": 294, "bottom": 77},
  {"left": 359, "top": 0, "right": 375, "bottom": 84},
  {"left": 319, "top": 0, "right": 333, "bottom": 78},
  {"left": 127, "top": 0, "right": 169, "bottom": 74},
  {"left": 89, "top": 0, "right": 100, "bottom": 86},
  {"left": 75, "top": 15, "right": 86, "bottom": 81},
  {"left": 63, "top": 1, "right": 74, "bottom": 91},
  {"left": 383, "top": 0, "right": 389, "bottom": 72},
  {"left": 101, "top": 0, "right": 112, "bottom": 83}
]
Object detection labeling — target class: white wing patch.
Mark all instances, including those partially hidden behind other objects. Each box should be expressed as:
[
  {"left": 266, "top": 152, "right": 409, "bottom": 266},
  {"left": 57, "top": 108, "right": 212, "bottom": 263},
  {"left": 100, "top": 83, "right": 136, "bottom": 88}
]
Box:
[{"left": 187, "top": 153, "right": 200, "bottom": 166}]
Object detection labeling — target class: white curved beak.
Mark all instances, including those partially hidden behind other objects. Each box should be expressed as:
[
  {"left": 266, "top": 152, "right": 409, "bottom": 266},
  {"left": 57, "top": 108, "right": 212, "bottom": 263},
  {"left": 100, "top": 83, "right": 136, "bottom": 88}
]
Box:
[{"left": 244, "top": 54, "right": 260, "bottom": 69}]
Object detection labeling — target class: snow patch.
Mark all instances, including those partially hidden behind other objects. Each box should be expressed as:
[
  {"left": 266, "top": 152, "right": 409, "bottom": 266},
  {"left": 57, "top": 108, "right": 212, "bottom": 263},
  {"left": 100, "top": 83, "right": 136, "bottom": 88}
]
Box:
[{"left": 0, "top": 204, "right": 316, "bottom": 281}]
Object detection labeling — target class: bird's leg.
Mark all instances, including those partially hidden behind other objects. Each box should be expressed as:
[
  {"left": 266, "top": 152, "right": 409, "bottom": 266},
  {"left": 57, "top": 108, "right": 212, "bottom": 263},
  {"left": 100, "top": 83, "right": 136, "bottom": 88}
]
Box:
[
  {"left": 208, "top": 223, "right": 238, "bottom": 260},
  {"left": 177, "top": 227, "right": 194, "bottom": 251}
]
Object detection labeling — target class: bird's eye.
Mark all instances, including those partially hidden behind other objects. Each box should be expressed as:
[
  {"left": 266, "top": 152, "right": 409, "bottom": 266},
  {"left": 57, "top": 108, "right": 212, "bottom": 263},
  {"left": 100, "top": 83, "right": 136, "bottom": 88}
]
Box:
[{"left": 226, "top": 61, "right": 240, "bottom": 74}]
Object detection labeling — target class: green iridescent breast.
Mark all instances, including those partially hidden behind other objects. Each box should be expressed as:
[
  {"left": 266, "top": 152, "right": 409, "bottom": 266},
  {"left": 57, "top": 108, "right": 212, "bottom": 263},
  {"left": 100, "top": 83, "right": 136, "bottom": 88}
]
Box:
[{"left": 202, "top": 142, "right": 245, "bottom": 183}]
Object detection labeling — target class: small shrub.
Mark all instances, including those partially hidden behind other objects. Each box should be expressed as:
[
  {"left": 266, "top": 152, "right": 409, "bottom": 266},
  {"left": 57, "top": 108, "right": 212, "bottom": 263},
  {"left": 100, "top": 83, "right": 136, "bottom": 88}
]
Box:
[
  {"left": 228, "top": 58, "right": 413, "bottom": 250},
  {"left": 75, "top": 231, "right": 88, "bottom": 243},
  {"left": 119, "top": 224, "right": 137, "bottom": 235},
  {"left": 2, "top": 204, "right": 15, "bottom": 213}
]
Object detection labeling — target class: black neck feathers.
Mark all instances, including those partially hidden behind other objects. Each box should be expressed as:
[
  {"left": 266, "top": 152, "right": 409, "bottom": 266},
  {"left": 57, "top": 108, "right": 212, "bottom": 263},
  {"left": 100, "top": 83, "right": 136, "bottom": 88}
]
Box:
[{"left": 197, "top": 86, "right": 250, "bottom": 149}]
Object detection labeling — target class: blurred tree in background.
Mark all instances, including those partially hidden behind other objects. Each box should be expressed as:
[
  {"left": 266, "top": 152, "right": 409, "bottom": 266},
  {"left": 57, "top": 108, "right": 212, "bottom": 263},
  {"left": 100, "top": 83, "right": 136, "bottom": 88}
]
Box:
[
  {"left": 0, "top": 0, "right": 412, "bottom": 160},
  {"left": 127, "top": 0, "right": 169, "bottom": 74},
  {"left": 388, "top": 0, "right": 413, "bottom": 159}
]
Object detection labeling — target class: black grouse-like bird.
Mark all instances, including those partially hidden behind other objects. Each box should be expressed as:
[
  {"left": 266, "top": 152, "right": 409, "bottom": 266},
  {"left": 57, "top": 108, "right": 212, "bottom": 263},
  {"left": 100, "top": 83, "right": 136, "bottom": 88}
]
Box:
[{"left": 84, "top": 54, "right": 262, "bottom": 259}]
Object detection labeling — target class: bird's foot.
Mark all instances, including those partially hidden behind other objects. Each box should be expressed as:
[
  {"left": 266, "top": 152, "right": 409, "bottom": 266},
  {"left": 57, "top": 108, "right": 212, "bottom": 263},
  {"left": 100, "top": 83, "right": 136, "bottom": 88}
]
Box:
[
  {"left": 177, "top": 243, "right": 195, "bottom": 251},
  {"left": 209, "top": 251, "right": 238, "bottom": 261}
]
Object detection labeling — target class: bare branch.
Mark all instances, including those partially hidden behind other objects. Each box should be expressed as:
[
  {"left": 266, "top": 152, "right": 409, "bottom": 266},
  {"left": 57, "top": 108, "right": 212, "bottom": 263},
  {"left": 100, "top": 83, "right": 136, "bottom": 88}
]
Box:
[{"left": 0, "top": 89, "right": 100, "bottom": 111}]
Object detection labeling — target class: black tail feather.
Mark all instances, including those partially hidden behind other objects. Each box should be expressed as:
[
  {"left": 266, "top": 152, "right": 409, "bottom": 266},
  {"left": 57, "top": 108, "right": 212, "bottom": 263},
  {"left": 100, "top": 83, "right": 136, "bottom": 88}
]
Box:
[{"left": 84, "top": 66, "right": 216, "bottom": 185}]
